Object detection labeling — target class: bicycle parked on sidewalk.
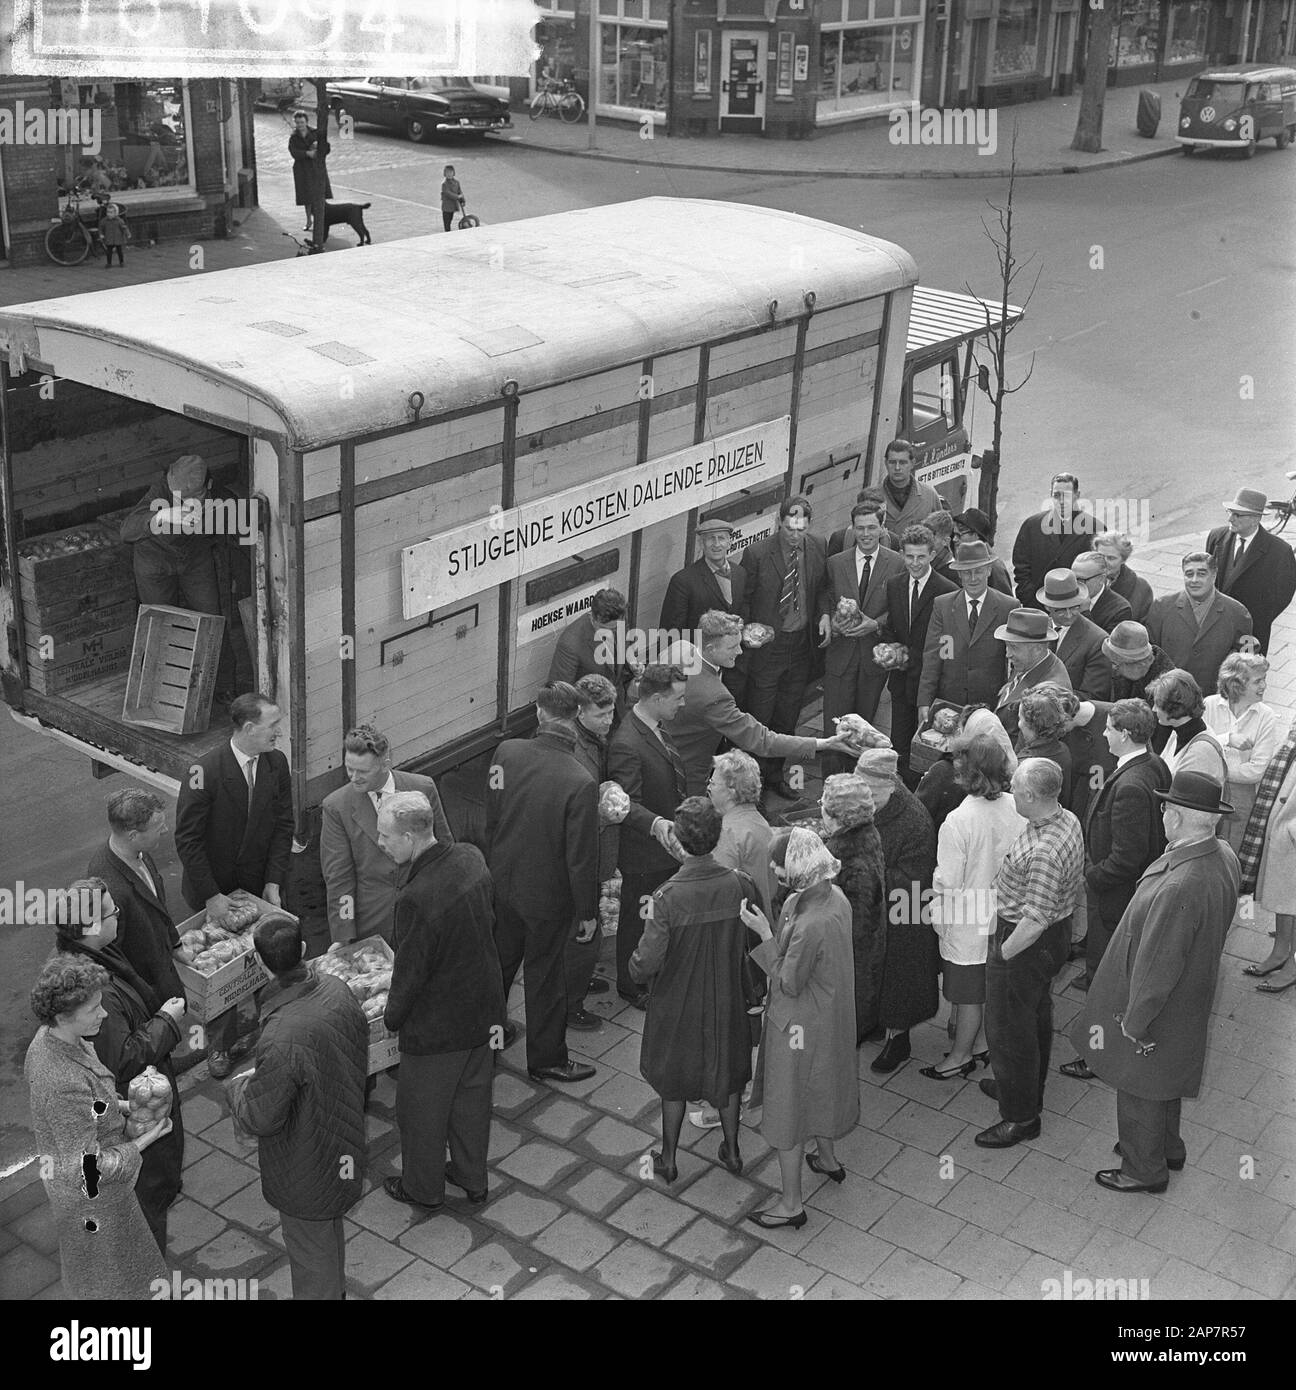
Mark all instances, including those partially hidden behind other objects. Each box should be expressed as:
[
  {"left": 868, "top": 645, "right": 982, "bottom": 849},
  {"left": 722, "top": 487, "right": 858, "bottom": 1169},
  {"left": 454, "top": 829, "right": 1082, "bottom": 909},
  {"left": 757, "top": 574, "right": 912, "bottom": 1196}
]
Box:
[
  {"left": 44, "top": 190, "right": 132, "bottom": 266},
  {"left": 1263, "top": 472, "right": 1296, "bottom": 534},
  {"left": 530, "top": 79, "right": 585, "bottom": 123}
]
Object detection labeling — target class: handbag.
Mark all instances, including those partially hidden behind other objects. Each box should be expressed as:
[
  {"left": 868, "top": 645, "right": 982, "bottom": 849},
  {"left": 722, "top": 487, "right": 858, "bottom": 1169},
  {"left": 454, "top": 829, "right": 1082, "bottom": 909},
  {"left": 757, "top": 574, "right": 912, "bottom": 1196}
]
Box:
[{"left": 733, "top": 869, "right": 767, "bottom": 1009}]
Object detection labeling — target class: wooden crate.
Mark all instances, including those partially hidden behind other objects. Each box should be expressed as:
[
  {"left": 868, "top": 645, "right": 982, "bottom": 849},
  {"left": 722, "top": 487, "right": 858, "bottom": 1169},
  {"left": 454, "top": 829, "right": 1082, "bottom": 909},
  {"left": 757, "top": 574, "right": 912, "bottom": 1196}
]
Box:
[
  {"left": 26, "top": 623, "right": 137, "bottom": 695},
  {"left": 316, "top": 936, "right": 398, "bottom": 1075},
  {"left": 172, "top": 892, "right": 282, "bottom": 1024},
  {"left": 16, "top": 521, "right": 131, "bottom": 589},
  {"left": 909, "top": 699, "right": 964, "bottom": 779},
  {"left": 21, "top": 574, "right": 137, "bottom": 629},
  {"left": 21, "top": 598, "right": 137, "bottom": 647},
  {"left": 122, "top": 605, "right": 225, "bottom": 734}
]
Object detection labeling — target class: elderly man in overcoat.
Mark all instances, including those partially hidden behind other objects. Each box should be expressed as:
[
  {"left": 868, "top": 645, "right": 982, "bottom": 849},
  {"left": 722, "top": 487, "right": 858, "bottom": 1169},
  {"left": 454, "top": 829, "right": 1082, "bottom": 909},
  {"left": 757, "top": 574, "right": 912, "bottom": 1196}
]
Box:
[{"left": 1069, "top": 770, "right": 1240, "bottom": 1193}]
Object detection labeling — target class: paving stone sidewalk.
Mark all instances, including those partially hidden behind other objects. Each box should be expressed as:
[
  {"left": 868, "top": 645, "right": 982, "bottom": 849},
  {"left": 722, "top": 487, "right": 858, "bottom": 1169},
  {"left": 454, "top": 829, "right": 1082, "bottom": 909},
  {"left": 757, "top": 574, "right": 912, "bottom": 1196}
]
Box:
[{"left": 2, "top": 532, "right": 1293, "bottom": 1302}]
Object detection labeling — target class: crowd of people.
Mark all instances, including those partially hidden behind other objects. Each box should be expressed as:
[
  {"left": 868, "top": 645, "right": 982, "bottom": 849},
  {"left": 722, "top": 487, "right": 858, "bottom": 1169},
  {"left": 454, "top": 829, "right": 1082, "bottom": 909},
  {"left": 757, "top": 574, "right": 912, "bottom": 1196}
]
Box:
[{"left": 23, "top": 444, "right": 1296, "bottom": 1298}]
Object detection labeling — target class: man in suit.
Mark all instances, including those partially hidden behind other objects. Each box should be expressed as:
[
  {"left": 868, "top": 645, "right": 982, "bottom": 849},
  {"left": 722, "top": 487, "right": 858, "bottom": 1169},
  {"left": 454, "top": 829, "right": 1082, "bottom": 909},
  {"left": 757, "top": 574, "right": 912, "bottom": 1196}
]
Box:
[
  {"left": 1103, "top": 621, "right": 1175, "bottom": 702},
  {"left": 1035, "top": 569, "right": 1111, "bottom": 699},
  {"left": 1144, "top": 552, "right": 1254, "bottom": 696},
  {"left": 829, "top": 487, "right": 899, "bottom": 556},
  {"left": 663, "top": 614, "right": 854, "bottom": 796},
  {"left": 820, "top": 501, "right": 907, "bottom": 773},
  {"left": 1072, "top": 552, "right": 1133, "bottom": 635},
  {"left": 877, "top": 524, "right": 957, "bottom": 784},
  {"left": 486, "top": 681, "right": 599, "bottom": 1083},
  {"left": 1206, "top": 487, "right": 1296, "bottom": 655},
  {"left": 659, "top": 516, "right": 750, "bottom": 704},
  {"left": 175, "top": 691, "right": 294, "bottom": 1077},
  {"left": 608, "top": 664, "right": 689, "bottom": 1007},
  {"left": 378, "top": 791, "right": 505, "bottom": 1212},
  {"left": 1064, "top": 697, "right": 1118, "bottom": 828},
  {"left": 1012, "top": 473, "right": 1104, "bottom": 607},
  {"left": 546, "top": 588, "right": 637, "bottom": 714},
  {"left": 918, "top": 540, "right": 1019, "bottom": 725},
  {"left": 1071, "top": 771, "right": 1240, "bottom": 1192},
  {"left": 740, "top": 495, "right": 830, "bottom": 798},
  {"left": 993, "top": 609, "right": 1071, "bottom": 743},
  {"left": 88, "top": 788, "right": 184, "bottom": 1005},
  {"left": 1065, "top": 699, "right": 1171, "bottom": 1002},
  {"left": 879, "top": 437, "right": 947, "bottom": 537},
  {"left": 320, "top": 724, "right": 453, "bottom": 947}
]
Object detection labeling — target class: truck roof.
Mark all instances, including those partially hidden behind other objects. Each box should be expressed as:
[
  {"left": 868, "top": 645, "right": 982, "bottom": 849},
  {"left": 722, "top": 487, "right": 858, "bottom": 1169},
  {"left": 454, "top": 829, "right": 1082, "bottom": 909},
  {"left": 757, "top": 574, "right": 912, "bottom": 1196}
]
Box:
[
  {"left": 0, "top": 198, "right": 917, "bottom": 453},
  {"left": 1191, "top": 63, "right": 1296, "bottom": 82}
]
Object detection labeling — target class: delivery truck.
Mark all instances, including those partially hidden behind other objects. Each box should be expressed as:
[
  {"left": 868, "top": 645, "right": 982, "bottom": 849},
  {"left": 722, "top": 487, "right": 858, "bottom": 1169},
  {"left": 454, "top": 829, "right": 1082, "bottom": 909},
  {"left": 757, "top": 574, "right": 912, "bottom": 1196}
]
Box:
[{"left": 0, "top": 198, "right": 1019, "bottom": 841}]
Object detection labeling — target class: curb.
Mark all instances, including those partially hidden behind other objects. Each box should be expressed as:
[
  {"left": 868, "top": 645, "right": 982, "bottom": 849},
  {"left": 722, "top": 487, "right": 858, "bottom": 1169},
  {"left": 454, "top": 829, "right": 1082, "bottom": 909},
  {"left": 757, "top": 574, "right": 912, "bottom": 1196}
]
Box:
[{"left": 505, "top": 133, "right": 1184, "bottom": 180}]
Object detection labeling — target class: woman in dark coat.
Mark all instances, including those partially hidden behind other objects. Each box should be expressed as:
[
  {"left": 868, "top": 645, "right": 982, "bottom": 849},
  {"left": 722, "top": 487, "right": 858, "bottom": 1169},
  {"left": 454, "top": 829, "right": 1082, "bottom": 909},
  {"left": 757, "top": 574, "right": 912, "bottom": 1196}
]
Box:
[
  {"left": 288, "top": 109, "right": 332, "bottom": 231},
  {"left": 1014, "top": 688, "right": 1074, "bottom": 807},
  {"left": 855, "top": 748, "right": 939, "bottom": 1073},
  {"left": 916, "top": 706, "right": 1008, "bottom": 831},
  {"left": 819, "top": 773, "right": 888, "bottom": 1045},
  {"left": 629, "top": 798, "right": 753, "bottom": 1184},
  {"left": 57, "top": 878, "right": 187, "bottom": 1253}
]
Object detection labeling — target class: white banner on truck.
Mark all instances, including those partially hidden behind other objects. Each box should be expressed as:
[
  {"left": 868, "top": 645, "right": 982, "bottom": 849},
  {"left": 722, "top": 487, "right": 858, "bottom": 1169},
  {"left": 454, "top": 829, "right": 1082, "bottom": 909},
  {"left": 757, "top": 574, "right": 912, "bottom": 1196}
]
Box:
[
  {"left": 516, "top": 581, "right": 607, "bottom": 648},
  {"left": 401, "top": 417, "right": 791, "bottom": 619}
]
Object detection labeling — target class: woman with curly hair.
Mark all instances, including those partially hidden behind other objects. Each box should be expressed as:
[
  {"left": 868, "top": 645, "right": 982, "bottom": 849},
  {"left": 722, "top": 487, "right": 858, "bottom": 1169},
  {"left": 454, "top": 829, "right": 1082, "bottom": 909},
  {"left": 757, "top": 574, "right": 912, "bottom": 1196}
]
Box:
[
  {"left": 819, "top": 774, "right": 887, "bottom": 1045},
  {"left": 1015, "top": 688, "right": 1074, "bottom": 807},
  {"left": 54, "top": 877, "right": 187, "bottom": 1252},
  {"left": 24, "top": 943, "right": 174, "bottom": 1299},
  {"left": 740, "top": 827, "right": 858, "bottom": 1227}
]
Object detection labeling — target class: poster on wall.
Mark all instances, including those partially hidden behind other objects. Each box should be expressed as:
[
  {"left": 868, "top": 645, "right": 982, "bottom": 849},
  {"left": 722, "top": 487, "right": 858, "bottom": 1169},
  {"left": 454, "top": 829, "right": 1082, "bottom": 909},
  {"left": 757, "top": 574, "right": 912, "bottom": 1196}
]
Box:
[
  {"left": 695, "top": 30, "right": 712, "bottom": 93},
  {"left": 794, "top": 44, "right": 809, "bottom": 82}
]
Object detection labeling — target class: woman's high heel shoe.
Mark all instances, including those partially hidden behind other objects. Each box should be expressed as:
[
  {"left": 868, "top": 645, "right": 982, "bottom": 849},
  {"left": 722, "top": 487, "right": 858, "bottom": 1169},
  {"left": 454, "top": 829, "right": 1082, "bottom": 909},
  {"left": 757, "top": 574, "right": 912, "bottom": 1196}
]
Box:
[
  {"left": 806, "top": 1152, "right": 846, "bottom": 1183},
  {"left": 919, "top": 1058, "right": 976, "bottom": 1081},
  {"left": 747, "top": 1208, "right": 808, "bottom": 1230},
  {"left": 973, "top": 1050, "right": 990, "bottom": 1067},
  {"left": 651, "top": 1151, "right": 678, "bottom": 1184},
  {"left": 717, "top": 1141, "right": 743, "bottom": 1176}
]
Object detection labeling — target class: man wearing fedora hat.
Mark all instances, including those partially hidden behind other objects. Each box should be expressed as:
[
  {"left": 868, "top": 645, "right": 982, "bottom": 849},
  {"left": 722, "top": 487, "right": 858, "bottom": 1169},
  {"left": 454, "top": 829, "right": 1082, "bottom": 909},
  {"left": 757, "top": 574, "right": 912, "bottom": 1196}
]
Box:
[
  {"left": 1011, "top": 474, "right": 1105, "bottom": 608},
  {"left": 1037, "top": 569, "right": 1112, "bottom": 700},
  {"left": 1103, "top": 621, "right": 1175, "bottom": 703},
  {"left": 917, "top": 540, "right": 1018, "bottom": 727},
  {"left": 659, "top": 517, "right": 751, "bottom": 703},
  {"left": 1069, "top": 770, "right": 1240, "bottom": 1193},
  {"left": 952, "top": 510, "right": 1013, "bottom": 595},
  {"left": 1144, "top": 552, "right": 1254, "bottom": 697},
  {"left": 1205, "top": 488, "right": 1296, "bottom": 656},
  {"left": 1071, "top": 552, "right": 1132, "bottom": 636},
  {"left": 992, "top": 607, "right": 1071, "bottom": 744}
]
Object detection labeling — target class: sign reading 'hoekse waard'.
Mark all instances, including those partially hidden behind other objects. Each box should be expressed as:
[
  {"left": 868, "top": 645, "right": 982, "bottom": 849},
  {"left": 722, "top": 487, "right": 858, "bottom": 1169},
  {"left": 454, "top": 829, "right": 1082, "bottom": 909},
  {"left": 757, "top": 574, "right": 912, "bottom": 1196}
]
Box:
[{"left": 401, "top": 417, "right": 790, "bottom": 619}]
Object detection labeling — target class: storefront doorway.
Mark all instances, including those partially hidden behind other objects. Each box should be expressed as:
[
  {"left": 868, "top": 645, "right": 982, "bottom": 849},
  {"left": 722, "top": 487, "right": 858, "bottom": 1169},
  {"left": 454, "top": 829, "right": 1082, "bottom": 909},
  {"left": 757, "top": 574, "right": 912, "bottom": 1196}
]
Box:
[{"left": 720, "top": 31, "right": 767, "bottom": 132}]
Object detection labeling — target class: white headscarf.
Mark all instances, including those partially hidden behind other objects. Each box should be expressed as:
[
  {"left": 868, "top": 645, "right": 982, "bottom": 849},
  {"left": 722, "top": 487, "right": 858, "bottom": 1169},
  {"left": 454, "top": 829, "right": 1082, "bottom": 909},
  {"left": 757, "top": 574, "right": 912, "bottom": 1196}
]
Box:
[
  {"left": 960, "top": 708, "right": 1018, "bottom": 773},
  {"left": 782, "top": 826, "right": 841, "bottom": 892}
]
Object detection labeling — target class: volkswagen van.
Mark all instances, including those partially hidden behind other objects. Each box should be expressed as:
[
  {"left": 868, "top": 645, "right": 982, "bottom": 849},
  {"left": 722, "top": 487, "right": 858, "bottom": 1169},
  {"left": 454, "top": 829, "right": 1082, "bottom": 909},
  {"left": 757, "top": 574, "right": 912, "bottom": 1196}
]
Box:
[{"left": 1177, "top": 64, "right": 1296, "bottom": 156}]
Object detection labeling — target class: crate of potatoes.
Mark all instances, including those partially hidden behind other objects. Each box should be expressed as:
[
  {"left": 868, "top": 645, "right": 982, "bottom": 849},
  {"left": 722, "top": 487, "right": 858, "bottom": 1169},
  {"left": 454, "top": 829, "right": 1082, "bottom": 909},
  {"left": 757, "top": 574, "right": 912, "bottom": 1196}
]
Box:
[{"left": 313, "top": 936, "right": 399, "bottom": 1075}]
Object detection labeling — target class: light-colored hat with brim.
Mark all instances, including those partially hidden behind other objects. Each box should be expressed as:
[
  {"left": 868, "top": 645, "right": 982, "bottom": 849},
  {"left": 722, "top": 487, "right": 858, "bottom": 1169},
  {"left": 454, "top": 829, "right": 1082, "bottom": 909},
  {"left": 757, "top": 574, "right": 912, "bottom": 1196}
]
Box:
[
  {"left": 1036, "top": 569, "right": 1090, "bottom": 611},
  {"left": 949, "top": 540, "right": 997, "bottom": 571},
  {"left": 994, "top": 607, "right": 1060, "bottom": 643},
  {"left": 1223, "top": 488, "right": 1267, "bottom": 515},
  {"left": 1101, "top": 621, "right": 1154, "bottom": 665}
]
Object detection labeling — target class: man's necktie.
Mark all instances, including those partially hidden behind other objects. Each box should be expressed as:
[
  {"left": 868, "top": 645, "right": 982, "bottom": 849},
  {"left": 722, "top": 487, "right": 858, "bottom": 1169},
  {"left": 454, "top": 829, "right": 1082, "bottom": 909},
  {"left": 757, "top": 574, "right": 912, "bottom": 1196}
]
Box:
[
  {"left": 779, "top": 551, "right": 800, "bottom": 619},
  {"left": 968, "top": 598, "right": 980, "bottom": 633},
  {"left": 246, "top": 755, "right": 257, "bottom": 814},
  {"left": 910, "top": 578, "right": 919, "bottom": 626},
  {"left": 656, "top": 724, "right": 688, "bottom": 799},
  {"left": 858, "top": 553, "right": 873, "bottom": 606}
]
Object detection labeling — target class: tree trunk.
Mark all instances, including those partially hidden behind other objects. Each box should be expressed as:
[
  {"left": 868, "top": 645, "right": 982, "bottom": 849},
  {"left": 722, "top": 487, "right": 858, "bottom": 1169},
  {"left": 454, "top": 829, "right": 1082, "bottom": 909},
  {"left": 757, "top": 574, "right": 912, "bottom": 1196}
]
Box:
[
  {"left": 1071, "top": 2, "right": 1116, "bottom": 153},
  {"left": 311, "top": 79, "right": 330, "bottom": 251},
  {"left": 1256, "top": 3, "right": 1286, "bottom": 62}
]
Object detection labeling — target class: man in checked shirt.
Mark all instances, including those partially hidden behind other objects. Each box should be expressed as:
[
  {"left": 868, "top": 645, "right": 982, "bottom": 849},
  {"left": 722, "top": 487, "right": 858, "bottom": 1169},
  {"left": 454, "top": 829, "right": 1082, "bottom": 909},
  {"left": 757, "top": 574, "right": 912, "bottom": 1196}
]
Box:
[{"left": 975, "top": 758, "right": 1085, "bottom": 1148}]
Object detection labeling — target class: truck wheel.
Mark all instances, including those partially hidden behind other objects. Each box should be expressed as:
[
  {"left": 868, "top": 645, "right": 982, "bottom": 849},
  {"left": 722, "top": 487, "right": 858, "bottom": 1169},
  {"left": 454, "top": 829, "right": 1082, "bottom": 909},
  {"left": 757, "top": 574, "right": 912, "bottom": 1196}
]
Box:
[
  {"left": 1241, "top": 137, "right": 1257, "bottom": 159},
  {"left": 1277, "top": 125, "right": 1294, "bottom": 149},
  {"left": 404, "top": 115, "right": 433, "bottom": 143}
]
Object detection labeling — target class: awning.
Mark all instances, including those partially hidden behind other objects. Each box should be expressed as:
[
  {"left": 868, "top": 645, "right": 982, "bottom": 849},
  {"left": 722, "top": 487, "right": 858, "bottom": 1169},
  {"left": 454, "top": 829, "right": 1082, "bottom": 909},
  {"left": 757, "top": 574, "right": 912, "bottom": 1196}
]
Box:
[{"left": 905, "top": 285, "right": 1024, "bottom": 357}]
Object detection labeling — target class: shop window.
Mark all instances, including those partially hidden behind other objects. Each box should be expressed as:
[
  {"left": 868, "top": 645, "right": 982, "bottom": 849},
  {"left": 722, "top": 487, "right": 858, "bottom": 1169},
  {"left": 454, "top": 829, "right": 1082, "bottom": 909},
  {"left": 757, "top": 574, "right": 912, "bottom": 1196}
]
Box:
[
  {"left": 992, "top": 0, "right": 1040, "bottom": 78},
  {"left": 56, "top": 80, "right": 193, "bottom": 199},
  {"left": 818, "top": 23, "right": 919, "bottom": 112},
  {"left": 536, "top": 14, "right": 577, "bottom": 86},
  {"left": 600, "top": 24, "right": 669, "bottom": 112},
  {"left": 1165, "top": 0, "right": 1209, "bottom": 63},
  {"left": 1110, "top": 1, "right": 1159, "bottom": 67}
]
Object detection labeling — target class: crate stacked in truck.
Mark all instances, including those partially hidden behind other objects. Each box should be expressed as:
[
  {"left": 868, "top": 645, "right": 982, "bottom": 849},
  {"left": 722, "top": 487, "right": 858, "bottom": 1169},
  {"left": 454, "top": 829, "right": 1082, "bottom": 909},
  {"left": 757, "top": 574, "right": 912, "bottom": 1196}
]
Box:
[{"left": 17, "top": 520, "right": 138, "bottom": 695}]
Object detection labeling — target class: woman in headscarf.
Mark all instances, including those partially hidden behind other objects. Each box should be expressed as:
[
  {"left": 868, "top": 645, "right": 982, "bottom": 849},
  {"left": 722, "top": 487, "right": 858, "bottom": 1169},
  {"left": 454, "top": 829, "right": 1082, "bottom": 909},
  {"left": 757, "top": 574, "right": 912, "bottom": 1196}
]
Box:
[
  {"left": 629, "top": 798, "right": 754, "bottom": 1184},
  {"left": 855, "top": 748, "right": 939, "bottom": 1075},
  {"left": 923, "top": 734, "right": 1026, "bottom": 1079},
  {"left": 819, "top": 774, "right": 887, "bottom": 1045},
  {"left": 916, "top": 705, "right": 1013, "bottom": 831},
  {"left": 739, "top": 827, "right": 858, "bottom": 1228}
]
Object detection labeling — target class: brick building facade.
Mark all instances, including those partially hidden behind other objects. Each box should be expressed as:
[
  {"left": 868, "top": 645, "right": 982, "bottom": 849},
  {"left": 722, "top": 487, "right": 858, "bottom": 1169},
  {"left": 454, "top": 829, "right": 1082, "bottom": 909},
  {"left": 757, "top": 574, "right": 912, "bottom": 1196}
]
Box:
[{"left": 0, "top": 77, "right": 258, "bottom": 267}]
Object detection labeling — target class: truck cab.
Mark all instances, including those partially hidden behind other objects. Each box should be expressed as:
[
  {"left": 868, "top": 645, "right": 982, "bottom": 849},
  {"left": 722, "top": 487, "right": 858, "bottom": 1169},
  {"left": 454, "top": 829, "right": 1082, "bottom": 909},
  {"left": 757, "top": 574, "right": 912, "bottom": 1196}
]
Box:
[{"left": 1177, "top": 64, "right": 1296, "bottom": 156}]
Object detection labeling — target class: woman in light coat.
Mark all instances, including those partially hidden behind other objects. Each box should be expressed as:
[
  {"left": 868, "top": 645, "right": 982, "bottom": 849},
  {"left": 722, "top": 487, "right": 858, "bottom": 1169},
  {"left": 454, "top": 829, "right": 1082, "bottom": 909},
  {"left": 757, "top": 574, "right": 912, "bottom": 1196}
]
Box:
[
  {"left": 739, "top": 828, "right": 858, "bottom": 1229},
  {"left": 1245, "top": 713, "right": 1296, "bottom": 995},
  {"left": 24, "top": 950, "right": 173, "bottom": 1299},
  {"left": 1203, "top": 653, "right": 1279, "bottom": 854},
  {"left": 923, "top": 733, "right": 1026, "bottom": 1080}
]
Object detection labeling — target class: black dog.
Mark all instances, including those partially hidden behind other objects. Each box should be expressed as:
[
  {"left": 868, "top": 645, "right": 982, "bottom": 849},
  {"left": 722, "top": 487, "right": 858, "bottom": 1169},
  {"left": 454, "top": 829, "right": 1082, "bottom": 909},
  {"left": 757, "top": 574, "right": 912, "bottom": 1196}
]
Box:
[{"left": 318, "top": 201, "right": 371, "bottom": 247}]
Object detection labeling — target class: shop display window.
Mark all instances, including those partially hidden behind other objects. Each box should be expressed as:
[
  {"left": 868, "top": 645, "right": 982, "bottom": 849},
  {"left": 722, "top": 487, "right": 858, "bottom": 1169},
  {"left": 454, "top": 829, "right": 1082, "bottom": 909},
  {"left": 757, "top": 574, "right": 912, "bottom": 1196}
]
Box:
[
  {"left": 1165, "top": 0, "right": 1209, "bottom": 62},
  {"left": 818, "top": 23, "right": 919, "bottom": 113},
  {"left": 600, "top": 24, "right": 669, "bottom": 111},
  {"left": 992, "top": 0, "right": 1040, "bottom": 78},
  {"left": 56, "top": 80, "right": 192, "bottom": 198},
  {"left": 1110, "top": 1, "right": 1160, "bottom": 67}
]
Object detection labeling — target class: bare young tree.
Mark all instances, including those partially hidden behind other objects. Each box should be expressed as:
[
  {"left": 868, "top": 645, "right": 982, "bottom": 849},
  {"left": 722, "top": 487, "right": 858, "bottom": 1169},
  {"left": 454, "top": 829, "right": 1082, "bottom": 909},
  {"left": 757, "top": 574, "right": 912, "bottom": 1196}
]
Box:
[
  {"left": 965, "top": 122, "right": 1040, "bottom": 536},
  {"left": 1071, "top": 1, "right": 1117, "bottom": 154}
]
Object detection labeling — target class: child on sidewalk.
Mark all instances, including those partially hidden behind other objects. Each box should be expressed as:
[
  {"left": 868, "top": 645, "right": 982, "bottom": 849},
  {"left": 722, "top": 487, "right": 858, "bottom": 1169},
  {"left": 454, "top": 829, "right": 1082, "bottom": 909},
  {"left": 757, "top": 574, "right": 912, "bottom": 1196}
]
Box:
[
  {"left": 440, "top": 165, "right": 465, "bottom": 232},
  {"left": 100, "top": 203, "right": 127, "bottom": 267}
]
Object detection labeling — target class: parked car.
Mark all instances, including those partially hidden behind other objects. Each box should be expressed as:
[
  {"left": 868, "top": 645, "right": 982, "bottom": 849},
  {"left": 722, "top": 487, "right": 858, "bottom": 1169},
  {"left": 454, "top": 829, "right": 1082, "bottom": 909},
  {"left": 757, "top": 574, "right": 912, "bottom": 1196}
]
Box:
[
  {"left": 253, "top": 78, "right": 311, "bottom": 112},
  {"left": 326, "top": 77, "right": 511, "bottom": 141},
  {"left": 1176, "top": 64, "right": 1296, "bottom": 157}
]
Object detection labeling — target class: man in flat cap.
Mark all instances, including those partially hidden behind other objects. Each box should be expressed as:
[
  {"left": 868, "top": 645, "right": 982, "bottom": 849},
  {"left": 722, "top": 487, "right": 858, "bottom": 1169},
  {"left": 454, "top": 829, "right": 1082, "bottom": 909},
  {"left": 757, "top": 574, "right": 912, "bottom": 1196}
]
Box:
[
  {"left": 1205, "top": 487, "right": 1296, "bottom": 655},
  {"left": 1070, "top": 771, "right": 1239, "bottom": 1192}
]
